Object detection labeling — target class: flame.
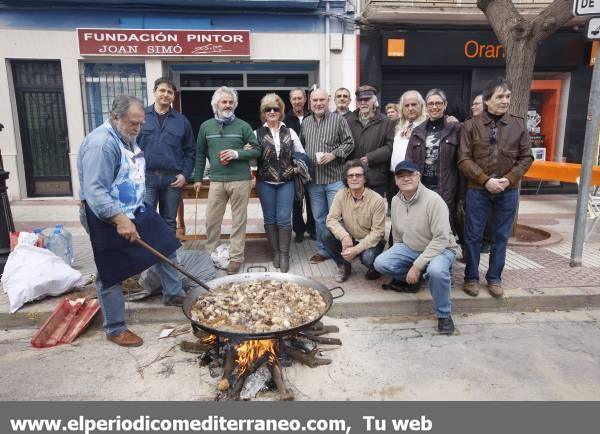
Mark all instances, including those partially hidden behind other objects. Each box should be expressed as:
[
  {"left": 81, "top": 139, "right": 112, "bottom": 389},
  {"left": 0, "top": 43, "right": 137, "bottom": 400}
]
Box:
[
  {"left": 202, "top": 334, "right": 217, "bottom": 346},
  {"left": 235, "top": 339, "right": 277, "bottom": 375}
]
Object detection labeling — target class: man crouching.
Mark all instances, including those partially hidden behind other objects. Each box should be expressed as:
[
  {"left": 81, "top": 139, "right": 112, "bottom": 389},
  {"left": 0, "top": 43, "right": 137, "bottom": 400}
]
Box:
[
  {"left": 322, "top": 159, "right": 386, "bottom": 283},
  {"left": 374, "top": 160, "right": 457, "bottom": 335}
]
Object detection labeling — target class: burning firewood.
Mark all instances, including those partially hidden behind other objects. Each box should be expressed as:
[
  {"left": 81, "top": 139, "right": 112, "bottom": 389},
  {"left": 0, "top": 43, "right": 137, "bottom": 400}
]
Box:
[{"left": 181, "top": 320, "right": 341, "bottom": 400}]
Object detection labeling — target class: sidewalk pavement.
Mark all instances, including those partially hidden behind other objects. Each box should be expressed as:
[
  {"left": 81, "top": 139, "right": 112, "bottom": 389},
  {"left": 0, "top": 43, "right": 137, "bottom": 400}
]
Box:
[{"left": 2, "top": 194, "right": 600, "bottom": 331}]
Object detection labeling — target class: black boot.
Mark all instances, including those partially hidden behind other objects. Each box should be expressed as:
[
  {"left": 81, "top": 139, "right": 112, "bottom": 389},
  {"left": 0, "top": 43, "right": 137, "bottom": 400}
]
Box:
[
  {"left": 264, "top": 224, "right": 280, "bottom": 269},
  {"left": 278, "top": 226, "right": 292, "bottom": 273}
]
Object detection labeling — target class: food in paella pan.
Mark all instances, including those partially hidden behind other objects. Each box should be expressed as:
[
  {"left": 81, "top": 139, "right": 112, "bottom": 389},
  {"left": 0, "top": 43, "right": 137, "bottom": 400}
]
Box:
[{"left": 190, "top": 280, "right": 327, "bottom": 333}]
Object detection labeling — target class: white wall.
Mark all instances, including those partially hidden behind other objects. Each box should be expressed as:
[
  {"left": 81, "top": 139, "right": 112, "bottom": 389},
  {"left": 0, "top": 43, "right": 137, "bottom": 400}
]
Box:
[{"left": 0, "top": 28, "right": 356, "bottom": 199}]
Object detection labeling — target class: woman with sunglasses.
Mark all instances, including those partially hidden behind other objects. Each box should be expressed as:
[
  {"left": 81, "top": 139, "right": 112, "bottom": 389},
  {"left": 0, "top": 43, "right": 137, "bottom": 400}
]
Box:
[{"left": 253, "top": 93, "right": 306, "bottom": 272}]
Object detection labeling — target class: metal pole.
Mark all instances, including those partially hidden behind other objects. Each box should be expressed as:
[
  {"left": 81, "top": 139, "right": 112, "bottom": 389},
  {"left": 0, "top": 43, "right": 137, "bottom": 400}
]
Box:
[{"left": 570, "top": 54, "right": 600, "bottom": 266}]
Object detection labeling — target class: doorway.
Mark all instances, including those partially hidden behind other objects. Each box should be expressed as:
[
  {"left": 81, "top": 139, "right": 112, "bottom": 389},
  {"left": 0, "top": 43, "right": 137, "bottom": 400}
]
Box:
[
  {"left": 173, "top": 66, "right": 317, "bottom": 137},
  {"left": 182, "top": 90, "right": 281, "bottom": 135},
  {"left": 12, "top": 60, "right": 72, "bottom": 196}
]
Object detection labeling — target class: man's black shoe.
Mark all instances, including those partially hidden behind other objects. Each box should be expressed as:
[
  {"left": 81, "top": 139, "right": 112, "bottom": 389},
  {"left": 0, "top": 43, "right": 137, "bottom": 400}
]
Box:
[
  {"left": 404, "top": 281, "right": 421, "bottom": 293},
  {"left": 294, "top": 232, "right": 304, "bottom": 243},
  {"left": 365, "top": 267, "right": 381, "bottom": 280},
  {"left": 308, "top": 230, "right": 317, "bottom": 240},
  {"left": 437, "top": 317, "right": 455, "bottom": 335},
  {"left": 381, "top": 279, "right": 420, "bottom": 293},
  {"left": 382, "top": 279, "right": 403, "bottom": 291}
]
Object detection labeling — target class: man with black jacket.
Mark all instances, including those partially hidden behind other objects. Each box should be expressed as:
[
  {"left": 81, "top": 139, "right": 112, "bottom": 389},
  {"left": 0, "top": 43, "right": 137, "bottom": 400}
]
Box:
[{"left": 346, "top": 85, "right": 394, "bottom": 197}]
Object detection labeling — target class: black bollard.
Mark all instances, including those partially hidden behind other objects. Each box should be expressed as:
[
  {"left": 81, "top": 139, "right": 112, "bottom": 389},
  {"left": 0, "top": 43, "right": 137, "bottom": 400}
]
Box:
[{"left": 0, "top": 123, "right": 15, "bottom": 275}]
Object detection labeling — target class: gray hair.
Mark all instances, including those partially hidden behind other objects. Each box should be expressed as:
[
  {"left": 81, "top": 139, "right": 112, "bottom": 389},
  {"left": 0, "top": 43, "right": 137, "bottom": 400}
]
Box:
[
  {"left": 211, "top": 86, "right": 238, "bottom": 114},
  {"left": 395, "top": 90, "right": 427, "bottom": 134},
  {"left": 425, "top": 88, "right": 447, "bottom": 103},
  {"left": 111, "top": 95, "right": 144, "bottom": 118}
]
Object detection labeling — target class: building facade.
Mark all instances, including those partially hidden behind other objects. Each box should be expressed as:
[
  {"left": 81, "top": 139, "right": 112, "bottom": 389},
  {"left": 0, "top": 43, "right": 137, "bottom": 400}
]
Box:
[
  {"left": 0, "top": 0, "right": 357, "bottom": 200},
  {"left": 359, "top": 0, "right": 595, "bottom": 191}
]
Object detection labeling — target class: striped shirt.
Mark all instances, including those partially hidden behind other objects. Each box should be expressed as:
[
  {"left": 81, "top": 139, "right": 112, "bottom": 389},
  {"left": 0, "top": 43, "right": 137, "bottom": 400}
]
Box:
[{"left": 300, "top": 111, "right": 354, "bottom": 184}]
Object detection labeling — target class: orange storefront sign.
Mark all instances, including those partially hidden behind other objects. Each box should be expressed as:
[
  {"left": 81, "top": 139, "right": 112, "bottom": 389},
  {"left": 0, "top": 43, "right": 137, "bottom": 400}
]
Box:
[{"left": 387, "top": 39, "right": 405, "bottom": 57}]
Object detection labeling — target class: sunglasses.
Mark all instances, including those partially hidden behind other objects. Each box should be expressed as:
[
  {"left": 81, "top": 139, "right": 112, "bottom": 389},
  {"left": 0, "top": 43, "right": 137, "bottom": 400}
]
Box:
[
  {"left": 263, "top": 107, "right": 281, "bottom": 113},
  {"left": 346, "top": 173, "right": 364, "bottom": 179}
]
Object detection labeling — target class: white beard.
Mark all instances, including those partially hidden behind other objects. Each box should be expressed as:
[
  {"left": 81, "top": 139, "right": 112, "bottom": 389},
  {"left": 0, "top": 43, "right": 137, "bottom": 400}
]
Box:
[{"left": 217, "top": 109, "right": 234, "bottom": 120}]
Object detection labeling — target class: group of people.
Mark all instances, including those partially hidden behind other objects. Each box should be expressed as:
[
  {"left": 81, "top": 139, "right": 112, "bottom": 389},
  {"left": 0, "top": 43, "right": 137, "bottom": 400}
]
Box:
[{"left": 77, "top": 75, "right": 533, "bottom": 346}]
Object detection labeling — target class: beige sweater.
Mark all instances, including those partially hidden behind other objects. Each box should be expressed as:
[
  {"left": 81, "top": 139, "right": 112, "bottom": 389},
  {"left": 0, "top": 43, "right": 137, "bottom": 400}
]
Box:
[
  {"left": 326, "top": 187, "right": 386, "bottom": 254},
  {"left": 390, "top": 183, "right": 457, "bottom": 270}
]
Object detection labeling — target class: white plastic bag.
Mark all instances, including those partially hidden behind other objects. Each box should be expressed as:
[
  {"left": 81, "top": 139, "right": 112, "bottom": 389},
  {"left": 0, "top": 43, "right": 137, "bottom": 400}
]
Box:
[
  {"left": 210, "top": 243, "right": 230, "bottom": 270},
  {"left": 17, "top": 231, "right": 39, "bottom": 247},
  {"left": 1, "top": 244, "right": 85, "bottom": 313}
]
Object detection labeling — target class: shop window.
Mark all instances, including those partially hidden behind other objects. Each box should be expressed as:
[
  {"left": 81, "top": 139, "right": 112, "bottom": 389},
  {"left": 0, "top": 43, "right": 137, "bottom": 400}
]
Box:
[
  {"left": 528, "top": 80, "right": 561, "bottom": 162},
  {"left": 180, "top": 73, "right": 243, "bottom": 88},
  {"left": 81, "top": 63, "right": 147, "bottom": 133},
  {"left": 246, "top": 73, "right": 309, "bottom": 88}
]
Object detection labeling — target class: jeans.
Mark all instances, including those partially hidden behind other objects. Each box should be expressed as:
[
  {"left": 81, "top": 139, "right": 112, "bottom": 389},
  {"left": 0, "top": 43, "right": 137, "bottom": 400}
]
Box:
[
  {"left": 464, "top": 188, "right": 518, "bottom": 284},
  {"left": 374, "top": 243, "right": 455, "bottom": 318},
  {"left": 321, "top": 228, "right": 384, "bottom": 269},
  {"left": 96, "top": 251, "right": 183, "bottom": 336},
  {"left": 256, "top": 180, "right": 294, "bottom": 227},
  {"left": 144, "top": 173, "right": 182, "bottom": 233},
  {"left": 307, "top": 181, "right": 344, "bottom": 256}
]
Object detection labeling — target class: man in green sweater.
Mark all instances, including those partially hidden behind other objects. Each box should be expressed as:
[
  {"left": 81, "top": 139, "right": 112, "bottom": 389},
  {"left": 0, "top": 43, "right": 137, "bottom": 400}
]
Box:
[
  {"left": 374, "top": 160, "right": 457, "bottom": 335},
  {"left": 193, "top": 86, "right": 261, "bottom": 274}
]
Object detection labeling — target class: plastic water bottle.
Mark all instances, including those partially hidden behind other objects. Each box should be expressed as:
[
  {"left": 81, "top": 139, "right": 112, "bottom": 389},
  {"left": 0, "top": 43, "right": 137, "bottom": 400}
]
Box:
[
  {"left": 46, "top": 226, "right": 73, "bottom": 266},
  {"left": 54, "top": 224, "right": 74, "bottom": 266}
]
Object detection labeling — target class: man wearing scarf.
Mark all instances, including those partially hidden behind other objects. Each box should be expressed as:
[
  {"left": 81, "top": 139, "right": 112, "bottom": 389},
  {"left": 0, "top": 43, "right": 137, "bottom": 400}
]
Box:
[
  {"left": 193, "top": 86, "right": 261, "bottom": 274},
  {"left": 77, "top": 95, "right": 185, "bottom": 347}
]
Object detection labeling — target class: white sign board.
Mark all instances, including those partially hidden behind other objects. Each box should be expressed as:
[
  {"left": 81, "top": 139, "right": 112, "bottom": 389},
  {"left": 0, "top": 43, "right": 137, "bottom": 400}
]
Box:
[
  {"left": 587, "top": 17, "right": 600, "bottom": 39},
  {"left": 573, "top": 0, "right": 600, "bottom": 16}
]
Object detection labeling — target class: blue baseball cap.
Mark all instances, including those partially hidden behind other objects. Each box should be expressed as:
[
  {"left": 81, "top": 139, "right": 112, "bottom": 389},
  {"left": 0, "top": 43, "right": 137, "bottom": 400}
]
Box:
[{"left": 394, "top": 160, "right": 419, "bottom": 174}]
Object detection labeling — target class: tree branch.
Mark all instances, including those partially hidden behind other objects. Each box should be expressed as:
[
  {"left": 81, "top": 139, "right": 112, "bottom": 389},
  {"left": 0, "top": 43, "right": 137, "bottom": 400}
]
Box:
[
  {"left": 531, "top": 0, "right": 574, "bottom": 45},
  {"left": 477, "top": 0, "right": 523, "bottom": 46}
]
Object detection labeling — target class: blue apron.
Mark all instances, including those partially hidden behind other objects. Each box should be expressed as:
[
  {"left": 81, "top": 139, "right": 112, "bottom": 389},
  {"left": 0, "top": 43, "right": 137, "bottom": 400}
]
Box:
[{"left": 85, "top": 123, "right": 180, "bottom": 288}]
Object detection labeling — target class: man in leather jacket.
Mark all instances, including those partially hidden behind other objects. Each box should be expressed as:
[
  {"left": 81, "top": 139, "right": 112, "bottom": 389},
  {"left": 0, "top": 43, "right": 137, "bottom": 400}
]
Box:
[{"left": 458, "top": 77, "right": 533, "bottom": 299}]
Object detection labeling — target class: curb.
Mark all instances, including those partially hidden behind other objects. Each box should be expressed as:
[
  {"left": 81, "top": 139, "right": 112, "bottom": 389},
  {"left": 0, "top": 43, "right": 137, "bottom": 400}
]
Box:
[{"left": 3, "top": 286, "right": 600, "bottom": 331}]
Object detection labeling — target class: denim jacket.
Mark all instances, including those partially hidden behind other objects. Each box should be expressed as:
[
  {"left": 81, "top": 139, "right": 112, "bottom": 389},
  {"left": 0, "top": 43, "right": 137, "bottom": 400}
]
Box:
[{"left": 77, "top": 121, "right": 138, "bottom": 220}]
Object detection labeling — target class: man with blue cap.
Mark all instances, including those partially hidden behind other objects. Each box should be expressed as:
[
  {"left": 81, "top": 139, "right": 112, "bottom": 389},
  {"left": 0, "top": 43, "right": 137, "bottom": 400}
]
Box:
[{"left": 374, "top": 160, "right": 457, "bottom": 335}]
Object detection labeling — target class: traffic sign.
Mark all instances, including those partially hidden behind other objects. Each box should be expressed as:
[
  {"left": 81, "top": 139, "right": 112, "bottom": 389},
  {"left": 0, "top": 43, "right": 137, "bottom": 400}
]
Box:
[
  {"left": 573, "top": 0, "right": 600, "bottom": 16},
  {"left": 588, "top": 18, "right": 600, "bottom": 39}
]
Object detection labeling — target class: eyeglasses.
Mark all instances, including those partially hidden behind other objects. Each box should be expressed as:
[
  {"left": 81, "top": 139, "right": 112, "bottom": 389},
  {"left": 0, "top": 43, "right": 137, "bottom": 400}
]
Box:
[
  {"left": 346, "top": 173, "right": 364, "bottom": 179},
  {"left": 426, "top": 101, "right": 445, "bottom": 107},
  {"left": 490, "top": 126, "right": 498, "bottom": 144},
  {"left": 263, "top": 107, "right": 281, "bottom": 113}
]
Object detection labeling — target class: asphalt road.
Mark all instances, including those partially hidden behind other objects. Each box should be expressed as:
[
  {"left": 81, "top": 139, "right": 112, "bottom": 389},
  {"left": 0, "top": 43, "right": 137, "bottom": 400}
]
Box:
[{"left": 1, "top": 309, "right": 599, "bottom": 400}]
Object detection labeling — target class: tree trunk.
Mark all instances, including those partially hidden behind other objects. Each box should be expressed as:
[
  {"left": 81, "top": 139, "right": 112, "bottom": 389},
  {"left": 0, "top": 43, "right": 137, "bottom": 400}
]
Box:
[
  {"left": 505, "top": 38, "right": 537, "bottom": 119},
  {"left": 477, "top": 0, "right": 574, "bottom": 119}
]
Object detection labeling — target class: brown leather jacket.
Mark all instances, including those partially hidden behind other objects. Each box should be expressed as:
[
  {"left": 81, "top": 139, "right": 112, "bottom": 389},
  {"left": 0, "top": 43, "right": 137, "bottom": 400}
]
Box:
[
  {"left": 405, "top": 116, "right": 461, "bottom": 230},
  {"left": 458, "top": 111, "right": 533, "bottom": 190}
]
